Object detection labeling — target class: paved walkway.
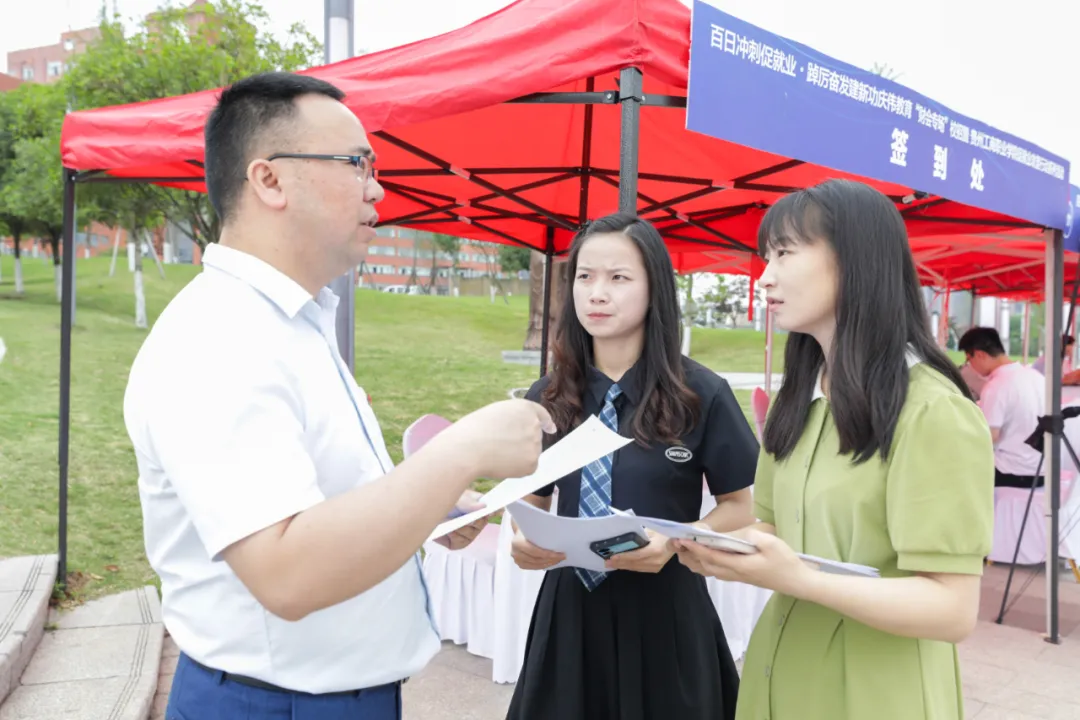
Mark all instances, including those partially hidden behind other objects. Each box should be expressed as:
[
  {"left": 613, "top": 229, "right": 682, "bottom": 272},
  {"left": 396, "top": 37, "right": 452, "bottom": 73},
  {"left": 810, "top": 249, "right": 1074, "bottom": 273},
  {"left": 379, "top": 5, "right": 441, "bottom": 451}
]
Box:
[
  {"left": 6, "top": 555, "right": 1079, "bottom": 718},
  {"left": 0, "top": 571, "right": 162, "bottom": 720}
]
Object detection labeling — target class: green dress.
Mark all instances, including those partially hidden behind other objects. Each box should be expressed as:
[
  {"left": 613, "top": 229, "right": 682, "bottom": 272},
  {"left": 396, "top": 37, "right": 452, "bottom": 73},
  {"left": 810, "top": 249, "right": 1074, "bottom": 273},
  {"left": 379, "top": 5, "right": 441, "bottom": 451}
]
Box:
[{"left": 736, "top": 363, "right": 995, "bottom": 720}]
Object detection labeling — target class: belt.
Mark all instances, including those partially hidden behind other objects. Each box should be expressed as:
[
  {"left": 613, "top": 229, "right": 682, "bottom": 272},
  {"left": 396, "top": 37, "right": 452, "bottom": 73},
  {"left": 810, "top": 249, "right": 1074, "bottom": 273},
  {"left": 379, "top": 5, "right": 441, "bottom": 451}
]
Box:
[{"left": 187, "top": 656, "right": 406, "bottom": 698}]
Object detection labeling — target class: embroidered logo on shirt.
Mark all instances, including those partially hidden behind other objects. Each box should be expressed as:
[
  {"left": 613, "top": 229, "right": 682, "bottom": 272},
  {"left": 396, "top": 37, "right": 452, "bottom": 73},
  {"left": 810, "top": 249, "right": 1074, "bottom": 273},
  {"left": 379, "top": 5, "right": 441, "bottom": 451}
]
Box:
[{"left": 665, "top": 446, "right": 692, "bottom": 463}]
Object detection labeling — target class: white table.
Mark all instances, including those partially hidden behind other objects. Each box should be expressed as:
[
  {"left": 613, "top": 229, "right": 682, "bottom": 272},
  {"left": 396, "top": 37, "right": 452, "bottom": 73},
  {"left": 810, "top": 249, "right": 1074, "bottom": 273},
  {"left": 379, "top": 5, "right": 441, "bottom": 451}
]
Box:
[{"left": 987, "top": 392, "right": 1080, "bottom": 564}]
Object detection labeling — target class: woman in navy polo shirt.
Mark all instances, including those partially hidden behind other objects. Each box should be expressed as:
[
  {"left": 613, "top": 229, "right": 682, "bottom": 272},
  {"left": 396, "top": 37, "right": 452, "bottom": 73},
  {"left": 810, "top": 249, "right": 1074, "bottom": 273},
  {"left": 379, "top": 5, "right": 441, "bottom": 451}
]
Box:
[{"left": 505, "top": 213, "right": 759, "bottom": 720}]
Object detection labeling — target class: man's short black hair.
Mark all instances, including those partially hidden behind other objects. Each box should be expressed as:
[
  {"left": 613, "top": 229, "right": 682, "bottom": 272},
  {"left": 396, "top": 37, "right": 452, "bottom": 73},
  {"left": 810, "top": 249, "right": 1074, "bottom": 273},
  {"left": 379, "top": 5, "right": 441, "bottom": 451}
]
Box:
[
  {"left": 204, "top": 71, "right": 346, "bottom": 224},
  {"left": 1059, "top": 334, "right": 1075, "bottom": 358},
  {"left": 958, "top": 327, "right": 1006, "bottom": 357}
]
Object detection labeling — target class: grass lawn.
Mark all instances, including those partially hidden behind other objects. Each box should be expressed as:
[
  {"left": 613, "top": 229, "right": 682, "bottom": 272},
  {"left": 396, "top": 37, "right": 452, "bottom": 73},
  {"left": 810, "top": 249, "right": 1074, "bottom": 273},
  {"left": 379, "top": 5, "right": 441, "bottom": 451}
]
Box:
[{"left": 0, "top": 255, "right": 775, "bottom": 603}]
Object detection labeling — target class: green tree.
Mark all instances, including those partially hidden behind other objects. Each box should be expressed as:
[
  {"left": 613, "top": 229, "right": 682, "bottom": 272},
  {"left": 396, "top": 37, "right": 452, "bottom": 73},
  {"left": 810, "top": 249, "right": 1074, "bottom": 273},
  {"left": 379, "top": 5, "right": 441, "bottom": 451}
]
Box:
[
  {"left": 0, "top": 90, "right": 29, "bottom": 293},
  {"left": 64, "top": 0, "right": 322, "bottom": 248},
  {"left": 524, "top": 250, "right": 566, "bottom": 351},
  {"left": 675, "top": 273, "right": 696, "bottom": 354},
  {"left": 0, "top": 82, "right": 95, "bottom": 299},
  {"left": 501, "top": 243, "right": 548, "bottom": 344},
  {"left": 703, "top": 275, "right": 749, "bottom": 327},
  {"left": 431, "top": 233, "right": 460, "bottom": 295},
  {"left": 498, "top": 245, "right": 531, "bottom": 274},
  {"left": 406, "top": 233, "right": 423, "bottom": 291},
  {"left": 474, "top": 241, "right": 512, "bottom": 304},
  {"left": 95, "top": 185, "right": 165, "bottom": 327}
]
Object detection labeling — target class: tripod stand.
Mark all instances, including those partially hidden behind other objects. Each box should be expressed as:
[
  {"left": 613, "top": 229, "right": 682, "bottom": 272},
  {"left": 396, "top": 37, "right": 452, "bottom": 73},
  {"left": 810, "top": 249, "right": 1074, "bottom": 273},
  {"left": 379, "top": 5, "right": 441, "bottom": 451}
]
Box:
[{"left": 995, "top": 406, "right": 1080, "bottom": 624}]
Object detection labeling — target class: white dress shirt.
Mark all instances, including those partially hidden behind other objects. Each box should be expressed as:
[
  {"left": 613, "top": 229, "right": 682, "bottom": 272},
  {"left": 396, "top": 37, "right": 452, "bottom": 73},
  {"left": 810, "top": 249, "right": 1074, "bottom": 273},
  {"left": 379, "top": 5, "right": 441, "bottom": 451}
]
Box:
[
  {"left": 959, "top": 362, "right": 986, "bottom": 401},
  {"left": 977, "top": 361, "right": 1046, "bottom": 477},
  {"left": 123, "top": 244, "right": 440, "bottom": 694}
]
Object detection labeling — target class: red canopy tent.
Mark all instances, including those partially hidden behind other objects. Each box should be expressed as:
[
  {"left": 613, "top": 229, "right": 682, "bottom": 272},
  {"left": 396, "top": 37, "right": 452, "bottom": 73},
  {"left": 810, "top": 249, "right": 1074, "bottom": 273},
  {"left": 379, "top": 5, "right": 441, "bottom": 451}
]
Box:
[
  {"left": 60, "top": 0, "right": 1056, "bottom": 373},
  {"left": 56, "top": 0, "right": 1070, "bottom": 627},
  {"left": 672, "top": 231, "right": 1080, "bottom": 300},
  {"left": 62, "top": 0, "right": 1042, "bottom": 258}
]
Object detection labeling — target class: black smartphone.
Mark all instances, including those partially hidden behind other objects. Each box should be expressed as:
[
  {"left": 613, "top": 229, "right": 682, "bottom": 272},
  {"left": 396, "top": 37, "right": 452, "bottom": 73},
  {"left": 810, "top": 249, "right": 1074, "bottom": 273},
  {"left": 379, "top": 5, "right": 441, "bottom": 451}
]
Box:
[{"left": 590, "top": 531, "right": 650, "bottom": 560}]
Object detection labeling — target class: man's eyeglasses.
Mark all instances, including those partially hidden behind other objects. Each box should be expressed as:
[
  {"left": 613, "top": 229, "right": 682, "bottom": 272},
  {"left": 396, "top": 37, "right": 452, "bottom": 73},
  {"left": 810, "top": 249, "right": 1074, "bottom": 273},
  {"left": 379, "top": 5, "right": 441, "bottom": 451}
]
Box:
[{"left": 265, "top": 153, "right": 377, "bottom": 182}]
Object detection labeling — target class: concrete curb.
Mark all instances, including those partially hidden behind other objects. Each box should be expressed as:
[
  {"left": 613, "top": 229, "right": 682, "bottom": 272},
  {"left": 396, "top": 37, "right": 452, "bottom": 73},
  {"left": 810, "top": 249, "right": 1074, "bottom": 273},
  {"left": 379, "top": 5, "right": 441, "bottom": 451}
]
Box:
[
  {"left": 0, "top": 583, "right": 163, "bottom": 720},
  {"left": 0, "top": 555, "right": 57, "bottom": 707}
]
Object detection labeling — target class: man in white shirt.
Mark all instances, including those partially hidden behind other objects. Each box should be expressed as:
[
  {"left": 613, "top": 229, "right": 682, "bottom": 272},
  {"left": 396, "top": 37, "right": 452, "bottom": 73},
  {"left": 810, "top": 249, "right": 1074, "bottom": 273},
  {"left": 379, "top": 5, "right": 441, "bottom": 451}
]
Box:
[
  {"left": 124, "top": 71, "right": 554, "bottom": 719},
  {"left": 959, "top": 360, "right": 986, "bottom": 401},
  {"left": 959, "top": 327, "right": 1045, "bottom": 488}
]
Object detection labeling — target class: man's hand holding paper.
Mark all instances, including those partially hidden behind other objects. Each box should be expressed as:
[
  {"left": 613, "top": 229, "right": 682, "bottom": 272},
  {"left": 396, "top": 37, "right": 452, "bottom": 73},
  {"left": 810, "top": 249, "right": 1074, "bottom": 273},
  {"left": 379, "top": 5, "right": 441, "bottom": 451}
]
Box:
[
  {"left": 439, "top": 399, "right": 557, "bottom": 481},
  {"left": 427, "top": 415, "right": 634, "bottom": 544},
  {"left": 433, "top": 489, "right": 489, "bottom": 550}
]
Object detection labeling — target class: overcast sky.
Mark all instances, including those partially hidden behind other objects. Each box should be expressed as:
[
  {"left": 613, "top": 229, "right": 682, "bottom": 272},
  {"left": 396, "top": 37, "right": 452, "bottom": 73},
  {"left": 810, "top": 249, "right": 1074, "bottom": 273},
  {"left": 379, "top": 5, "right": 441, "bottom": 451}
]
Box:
[{"left": 3, "top": 0, "right": 1077, "bottom": 181}]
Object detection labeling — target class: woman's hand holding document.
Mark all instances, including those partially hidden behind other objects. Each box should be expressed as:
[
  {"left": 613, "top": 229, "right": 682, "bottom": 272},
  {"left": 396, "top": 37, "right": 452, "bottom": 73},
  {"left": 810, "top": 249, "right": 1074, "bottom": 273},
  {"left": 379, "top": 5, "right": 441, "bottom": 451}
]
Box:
[
  {"left": 606, "top": 509, "right": 881, "bottom": 581},
  {"left": 427, "top": 415, "right": 633, "bottom": 543},
  {"left": 506, "top": 500, "right": 654, "bottom": 573},
  {"left": 510, "top": 520, "right": 567, "bottom": 571}
]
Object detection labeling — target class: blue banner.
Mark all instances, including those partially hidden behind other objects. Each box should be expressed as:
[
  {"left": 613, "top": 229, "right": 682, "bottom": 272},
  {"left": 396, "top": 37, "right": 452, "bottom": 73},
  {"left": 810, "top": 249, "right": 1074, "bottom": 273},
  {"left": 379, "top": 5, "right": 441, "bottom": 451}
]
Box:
[
  {"left": 687, "top": 1, "right": 1070, "bottom": 231},
  {"left": 1067, "top": 186, "right": 1080, "bottom": 253}
]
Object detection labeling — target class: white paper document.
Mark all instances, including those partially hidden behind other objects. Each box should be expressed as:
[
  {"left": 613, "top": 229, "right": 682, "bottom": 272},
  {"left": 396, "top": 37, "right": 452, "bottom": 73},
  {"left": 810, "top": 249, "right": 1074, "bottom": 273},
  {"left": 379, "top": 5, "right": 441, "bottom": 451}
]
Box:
[
  {"left": 426, "top": 415, "right": 633, "bottom": 543},
  {"left": 506, "top": 499, "right": 649, "bottom": 573},
  {"left": 611, "top": 508, "right": 881, "bottom": 578}
]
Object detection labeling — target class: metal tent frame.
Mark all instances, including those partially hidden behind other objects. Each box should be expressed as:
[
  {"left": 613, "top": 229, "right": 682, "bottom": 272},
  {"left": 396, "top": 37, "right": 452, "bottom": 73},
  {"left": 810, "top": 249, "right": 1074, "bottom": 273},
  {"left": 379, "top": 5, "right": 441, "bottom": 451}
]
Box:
[{"left": 56, "top": 64, "right": 1070, "bottom": 644}]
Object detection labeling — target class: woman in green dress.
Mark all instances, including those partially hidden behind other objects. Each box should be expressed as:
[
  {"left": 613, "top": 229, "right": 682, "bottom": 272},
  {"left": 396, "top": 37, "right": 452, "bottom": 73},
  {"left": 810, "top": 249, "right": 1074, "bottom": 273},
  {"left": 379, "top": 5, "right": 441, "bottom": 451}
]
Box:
[{"left": 672, "top": 179, "right": 995, "bottom": 720}]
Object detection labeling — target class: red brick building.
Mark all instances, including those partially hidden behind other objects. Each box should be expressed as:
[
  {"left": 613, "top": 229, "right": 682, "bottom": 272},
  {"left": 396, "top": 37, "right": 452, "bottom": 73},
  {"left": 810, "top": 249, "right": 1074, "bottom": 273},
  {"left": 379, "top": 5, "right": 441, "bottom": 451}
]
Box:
[
  {"left": 5, "top": 1, "right": 210, "bottom": 85},
  {"left": 362, "top": 227, "right": 510, "bottom": 294},
  {"left": 1, "top": 2, "right": 504, "bottom": 285},
  {"left": 6, "top": 27, "right": 99, "bottom": 85},
  {"left": 1, "top": 4, "right": 199, "bottom": 267}
]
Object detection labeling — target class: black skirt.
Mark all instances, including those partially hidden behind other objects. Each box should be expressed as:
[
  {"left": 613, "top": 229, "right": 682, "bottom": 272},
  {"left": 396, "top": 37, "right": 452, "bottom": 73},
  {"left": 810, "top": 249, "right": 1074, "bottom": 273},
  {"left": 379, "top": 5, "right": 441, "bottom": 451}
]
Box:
[{"left": 506, "top": 559, "right": 740, "bottom": 720}]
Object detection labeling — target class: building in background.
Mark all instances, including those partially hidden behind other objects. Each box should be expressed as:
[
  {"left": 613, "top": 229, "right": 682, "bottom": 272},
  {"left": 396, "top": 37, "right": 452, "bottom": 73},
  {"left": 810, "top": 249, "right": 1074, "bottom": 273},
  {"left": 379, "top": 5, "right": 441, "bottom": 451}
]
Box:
[
  {"left": 0, "top": 74, "right": 22, "bottom": 92},
  {"left": 2, "top": 2, "right": 515, "bottom": 293},
  {"left": 6, "top": 27, "right": 100, "bottom": 84},
  {"left": 5, "top": 1, "right": 210, "bottom": 84},
  {"left": 361, "top": 226, "right": 512, "bottom": 295},
  {"left": 146, "top": 0, "right": 210, "bottom": 36},
  {"left": 1, "top": 0, "right": 210, "bottom": 266},
  {"left": 155, "top": 224, "right": 514, "bottom": 296}
]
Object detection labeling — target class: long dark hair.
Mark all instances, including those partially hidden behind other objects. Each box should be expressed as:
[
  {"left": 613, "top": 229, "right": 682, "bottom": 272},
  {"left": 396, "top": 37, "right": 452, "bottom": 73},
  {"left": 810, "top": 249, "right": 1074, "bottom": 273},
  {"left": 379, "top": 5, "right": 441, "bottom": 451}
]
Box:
[
  {"left": 541, "top": 213, "right": 699, "bottom": 445},
  {"left": 761, "top": 180, "right": 972, "bottom": 464}
]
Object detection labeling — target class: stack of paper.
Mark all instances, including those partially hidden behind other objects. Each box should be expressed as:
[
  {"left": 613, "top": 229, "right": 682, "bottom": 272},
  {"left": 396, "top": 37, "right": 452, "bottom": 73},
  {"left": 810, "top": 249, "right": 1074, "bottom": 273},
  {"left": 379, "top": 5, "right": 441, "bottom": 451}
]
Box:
[
  {"left": 611, "top": 508, "right": 881, "bottom": 578},
  {"left": 425, "top": 415, "right": 633, "bottom": 543},
  {"left": 506, "top": 500, "right": 649, "bottom": 573},
  {"left": 422, "top": 413, "right": 881, "bottom": 580}
]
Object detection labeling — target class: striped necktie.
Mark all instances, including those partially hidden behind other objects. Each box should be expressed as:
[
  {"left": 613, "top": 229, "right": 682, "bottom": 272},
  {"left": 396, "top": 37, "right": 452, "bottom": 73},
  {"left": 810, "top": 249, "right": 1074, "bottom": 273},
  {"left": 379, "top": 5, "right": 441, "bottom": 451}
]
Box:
[{"left": 575, "top": 382, "right": 621, "bottom": 590}]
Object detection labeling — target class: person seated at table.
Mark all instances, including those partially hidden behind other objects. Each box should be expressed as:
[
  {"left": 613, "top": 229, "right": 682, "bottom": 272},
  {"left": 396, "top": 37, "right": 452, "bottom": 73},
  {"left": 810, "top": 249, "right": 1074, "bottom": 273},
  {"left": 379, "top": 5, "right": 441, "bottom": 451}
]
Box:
[
  {"left": 959, "top": 358, "right": 987, "bottom": 401},
  {"left": 1031, "top": 333, "right": 1074, "bottom": 379},
  {"left": 669, "top": 179, "right": 994, "bottom": 720},
  {"left": 959, "top": 326, "right": 1045, "bottom": 488},
  {"left": 505, "top": 213, "right": 758, "bottom": 720}
]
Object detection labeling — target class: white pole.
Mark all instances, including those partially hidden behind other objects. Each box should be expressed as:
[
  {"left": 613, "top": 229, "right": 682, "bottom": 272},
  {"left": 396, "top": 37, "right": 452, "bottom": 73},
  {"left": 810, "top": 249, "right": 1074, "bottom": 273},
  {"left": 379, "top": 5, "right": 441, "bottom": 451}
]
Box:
[
  {"left": 326, "top": 0, "right": 356, "bottom": 372},
  {"left": 145, "top": 233, "right": 166, "bottom": 279},
  {"left": 1022, "top": 302, "right": 1031, "bottom": 364},
  {"left": 1042, "top": 228, "right": 1063, "bottom": 641}
]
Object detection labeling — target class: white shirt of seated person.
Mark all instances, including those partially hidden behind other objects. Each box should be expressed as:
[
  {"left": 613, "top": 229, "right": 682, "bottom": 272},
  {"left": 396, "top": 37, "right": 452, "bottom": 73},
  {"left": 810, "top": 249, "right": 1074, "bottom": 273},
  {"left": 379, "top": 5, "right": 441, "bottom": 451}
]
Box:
[
  {"left": 978, "top": 360, "right": 1046, "bottom": 478},
  {"left": 124, "top": 243, "right": 439, "bottom": 694}
]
